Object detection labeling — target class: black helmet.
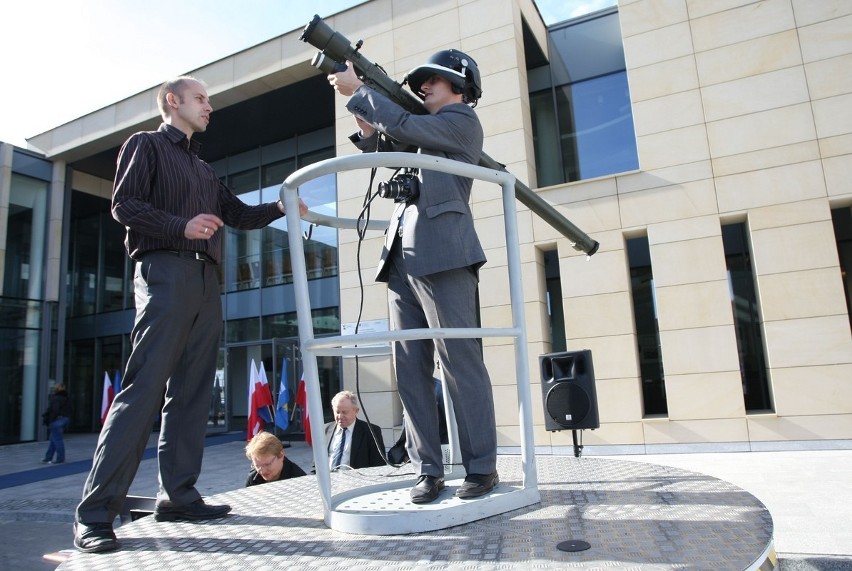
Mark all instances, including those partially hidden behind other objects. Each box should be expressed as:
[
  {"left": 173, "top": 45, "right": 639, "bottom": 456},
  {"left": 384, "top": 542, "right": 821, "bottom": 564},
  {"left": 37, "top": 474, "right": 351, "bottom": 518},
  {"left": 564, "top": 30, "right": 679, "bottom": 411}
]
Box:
[{"left": 405, "top": 49, "right": 483, "bottom": 106}]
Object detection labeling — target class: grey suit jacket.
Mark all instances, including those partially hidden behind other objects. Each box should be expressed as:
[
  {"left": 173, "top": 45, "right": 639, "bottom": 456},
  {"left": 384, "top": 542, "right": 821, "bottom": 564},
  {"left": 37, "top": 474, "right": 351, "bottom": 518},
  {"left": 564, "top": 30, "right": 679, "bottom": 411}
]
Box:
[{"left": 347, "top": 86, "right": 486, "bottom": 282}]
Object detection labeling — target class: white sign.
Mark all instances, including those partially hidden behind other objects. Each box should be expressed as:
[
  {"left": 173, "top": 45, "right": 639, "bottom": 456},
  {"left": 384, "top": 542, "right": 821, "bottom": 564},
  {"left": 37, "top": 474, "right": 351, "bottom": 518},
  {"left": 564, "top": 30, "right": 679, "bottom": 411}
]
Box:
[{"left": 341, "top": 319, "right": 392, "bottom": 356}]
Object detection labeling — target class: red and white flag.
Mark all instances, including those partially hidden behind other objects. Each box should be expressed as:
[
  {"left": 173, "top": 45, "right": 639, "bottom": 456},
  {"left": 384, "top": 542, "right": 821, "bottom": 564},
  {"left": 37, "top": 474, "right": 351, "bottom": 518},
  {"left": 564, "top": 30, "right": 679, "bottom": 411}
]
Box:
[
  {"left": 294, "top": 375, "right": 311, "bottom": 446},
  {"left": 247, "top": 359, "right": 274, "bottom": 441},
  {"left": 100, "top": 371, "right": 114, "bottom": 425}
]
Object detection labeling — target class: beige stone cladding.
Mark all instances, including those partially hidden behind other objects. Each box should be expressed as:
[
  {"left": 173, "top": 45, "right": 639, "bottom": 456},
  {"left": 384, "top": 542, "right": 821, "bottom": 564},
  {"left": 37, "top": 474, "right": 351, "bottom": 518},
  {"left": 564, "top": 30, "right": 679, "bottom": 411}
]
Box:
[
  {"left": 547, "top": 0, "right": 852, "bottom": 449},
  {"left": 330, "top": 0, "right": 852, "bottom": 451}
]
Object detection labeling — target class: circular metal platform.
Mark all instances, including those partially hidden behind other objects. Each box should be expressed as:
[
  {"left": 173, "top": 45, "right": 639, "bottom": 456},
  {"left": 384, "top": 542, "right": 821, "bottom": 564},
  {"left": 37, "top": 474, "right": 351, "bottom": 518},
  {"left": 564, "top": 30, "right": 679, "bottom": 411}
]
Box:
[
  {"left": 57, "top": 456, "right": 775, "bottom": 570},
  {"left": 327, "top": 468, "right": 541, "bottom": 535}
]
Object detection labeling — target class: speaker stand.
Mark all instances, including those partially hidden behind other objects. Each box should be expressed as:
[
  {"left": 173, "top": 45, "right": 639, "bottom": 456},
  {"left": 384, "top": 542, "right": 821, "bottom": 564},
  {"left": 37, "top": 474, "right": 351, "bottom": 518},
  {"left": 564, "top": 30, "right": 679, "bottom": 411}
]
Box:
[
  {"left": 572, "top": 429, "right": 583, "bottom": 458},
  {"left": 557, "top": 450, "right": 591, "bottom": 553}
]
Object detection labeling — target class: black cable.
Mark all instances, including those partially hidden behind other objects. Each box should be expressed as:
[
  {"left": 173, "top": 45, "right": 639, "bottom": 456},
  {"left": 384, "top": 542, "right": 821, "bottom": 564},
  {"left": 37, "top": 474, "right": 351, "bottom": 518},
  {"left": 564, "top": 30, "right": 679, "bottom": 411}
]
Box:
[{"left": 347, "top": 134, "right": 408, "bottom": 469}]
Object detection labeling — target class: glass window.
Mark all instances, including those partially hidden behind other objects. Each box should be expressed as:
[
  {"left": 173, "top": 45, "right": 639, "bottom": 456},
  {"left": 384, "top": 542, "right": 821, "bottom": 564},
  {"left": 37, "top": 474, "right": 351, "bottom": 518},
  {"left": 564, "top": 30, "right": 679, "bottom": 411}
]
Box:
[
  {"left": 530, "top": 91, "right": 562, "bottom": 188},
  {"left": 69, "top": 213, "right": 100, "bottom": 316},
  {"left": 0, "top": 298, "right": 43, "bottom": 443},
  {"left": 261, "top": 226, "right": 293, "bottom": 286},
  {"left": 226, "top": 317, "right": 260, "bottom": 344},
  {"left": 259, "top": 158, "right": 297, "bottom": 287},
  {"left": 722, "top": 223, "right": 772, "bottom": 412},
  {"left": 261, "top": 307, "right": 340, "bottom": 339},
  {"left": 528, "top": 8, "right": 639, "bottom": 186},
  {"left": 259, "top": 150, "right": 338, "bottom": 286},
  {"left": 101, "top": 211, "right": 129, "bottom": 312},
  {"left": 262, "top": 158, "right": 296, "bottom": 191},
  {"left": 221, "top": 147, "right": 338, "bottom": 292},
  {"left": 311, "top": 307, "right": 340, "bottom": 335},
  {"left": 62, "top": 335, "right": 127, "bottom": 432},
  {"left": 297, "top": 173, "right": 338, "bottom": 280},
  {"left": 627, "top": 236, "right": 667, "bottom": 416},
  {"left": 543, "top": 249, "right": 566, "bottom": 353},
  {"left": 262, "top": 312, "right": 298, "bottom": 340},
  {"left": 222, "top": 178, "right": 262, "bottom": 293},
  {"left": 298, "top": 147, "right": 335, "bottom": 169},
  {"left": 832, "top": 207, "right": 852, "bottom": 331},
  {"left": 548, "top": 10, "right": 627, "bottom": 84},
  {"left": 223, "top": 174, "right": 262, "bottom": 291},
  {"left": 228, "top": 168, "right": 260, "bottom": 195},
  {"left": 100, "top": 336, "right": 124, "bottom": 384},
  {"left": 66, "top": 338, "right": 94, "bottom": 431},
  {"left": 226, "top": 227, "right": 262, "bottom": 292},
  {"left": 3, "top": 174, "right": 48, "bottom": 298},
  {"left": 554, "top": 72, "right": 638, "bottom": 181},
  {"left": 68, "top": 191, "right": 129, "bottom": 316}
]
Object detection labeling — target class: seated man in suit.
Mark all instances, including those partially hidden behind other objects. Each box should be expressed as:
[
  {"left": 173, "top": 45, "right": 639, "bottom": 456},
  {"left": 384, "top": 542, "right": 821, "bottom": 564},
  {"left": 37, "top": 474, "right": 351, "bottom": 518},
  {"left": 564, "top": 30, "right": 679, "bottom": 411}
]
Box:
[
  {"left": 325, "top": 390, "right": 386, "bottom": 470},
  {"left": 245, "top": 431, "right": 306, "bottom": 486}
]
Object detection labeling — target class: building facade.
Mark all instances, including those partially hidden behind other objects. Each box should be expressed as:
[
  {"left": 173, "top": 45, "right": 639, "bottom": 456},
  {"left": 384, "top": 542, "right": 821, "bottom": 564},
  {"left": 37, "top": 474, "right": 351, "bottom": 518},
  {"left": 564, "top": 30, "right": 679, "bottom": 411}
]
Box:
[{"left": 1, "top": 0, "right": 850, "bottom": 451}]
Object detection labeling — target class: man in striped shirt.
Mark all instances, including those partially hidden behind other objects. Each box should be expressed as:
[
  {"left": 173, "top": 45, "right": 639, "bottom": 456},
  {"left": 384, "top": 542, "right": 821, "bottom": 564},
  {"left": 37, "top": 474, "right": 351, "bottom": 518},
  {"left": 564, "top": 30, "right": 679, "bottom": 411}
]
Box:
[{"left": 74, "top": 76, "right": 307, "bottom": 554}]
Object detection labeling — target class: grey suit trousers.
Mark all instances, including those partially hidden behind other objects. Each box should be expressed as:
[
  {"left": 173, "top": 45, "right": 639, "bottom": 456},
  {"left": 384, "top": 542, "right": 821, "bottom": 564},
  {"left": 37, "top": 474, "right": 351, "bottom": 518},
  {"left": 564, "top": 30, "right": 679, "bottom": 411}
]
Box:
[
  {"left": 76, "top": 252, "right": 222, "bottom": 524},
  {"left": 387, "top": 243, "right": 497, "bottom": 478}
]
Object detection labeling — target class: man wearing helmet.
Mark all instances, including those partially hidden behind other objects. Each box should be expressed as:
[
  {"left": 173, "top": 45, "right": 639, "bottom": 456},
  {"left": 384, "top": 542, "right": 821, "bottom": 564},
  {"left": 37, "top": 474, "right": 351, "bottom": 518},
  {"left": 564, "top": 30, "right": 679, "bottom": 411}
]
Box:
[{"left": 328, "top": 49, "right": 498, "bottom": 504}]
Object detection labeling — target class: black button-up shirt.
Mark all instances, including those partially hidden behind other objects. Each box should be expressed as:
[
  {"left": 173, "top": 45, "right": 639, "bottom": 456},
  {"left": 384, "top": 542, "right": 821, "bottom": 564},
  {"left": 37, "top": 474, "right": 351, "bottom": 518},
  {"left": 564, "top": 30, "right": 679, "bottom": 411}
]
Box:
[{"left": 112, "top": 123, "right": 282, "bottom": 264}]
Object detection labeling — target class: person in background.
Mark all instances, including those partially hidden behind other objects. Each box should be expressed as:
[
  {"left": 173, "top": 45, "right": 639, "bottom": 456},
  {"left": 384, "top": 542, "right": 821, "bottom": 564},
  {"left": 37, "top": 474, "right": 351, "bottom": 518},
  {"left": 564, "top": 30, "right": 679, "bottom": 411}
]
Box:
[
  {"left": 42, "top": 383, "right": 72, "bottom": 464},
  {"left": 73, "top": 75, "right": 308, "bottom": 554},
  {"left": 245, "top": 432, "right": 306, "bottom": 486},
  {"left": 324, "top": 391, "right": 386, "bottom": 470}
]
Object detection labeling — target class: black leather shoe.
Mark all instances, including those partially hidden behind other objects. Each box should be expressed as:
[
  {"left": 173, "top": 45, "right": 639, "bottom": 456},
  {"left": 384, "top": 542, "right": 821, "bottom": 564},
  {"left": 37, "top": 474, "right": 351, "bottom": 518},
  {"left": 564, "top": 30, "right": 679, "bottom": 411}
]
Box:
[
  {"left": 73, "top": 521, "right": 118, "bottom": 553},
  {"left": 456, "top": 471, "right": 499, "bottom": 498},
  {"left": 154, "top": 498, "right": 231, "bottom": 522},
  {"left": 410, "top": 475, "right": 445, "bottom": 504}
]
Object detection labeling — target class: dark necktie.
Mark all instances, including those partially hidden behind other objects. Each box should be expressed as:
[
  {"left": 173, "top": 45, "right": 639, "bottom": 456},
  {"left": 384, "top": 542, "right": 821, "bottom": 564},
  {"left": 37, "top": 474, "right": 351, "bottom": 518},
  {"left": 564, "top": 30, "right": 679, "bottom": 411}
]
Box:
[{"left": 332, "top": 427, "right": 347, "bottom": 468}]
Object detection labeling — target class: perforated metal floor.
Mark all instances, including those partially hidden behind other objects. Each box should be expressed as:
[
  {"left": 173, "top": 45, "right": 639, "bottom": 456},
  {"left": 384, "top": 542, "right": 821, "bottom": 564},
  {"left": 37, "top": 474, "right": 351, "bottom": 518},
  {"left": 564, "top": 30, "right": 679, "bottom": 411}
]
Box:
[{"left": 57, "top": 456, "right": 775, "bottom": 570}]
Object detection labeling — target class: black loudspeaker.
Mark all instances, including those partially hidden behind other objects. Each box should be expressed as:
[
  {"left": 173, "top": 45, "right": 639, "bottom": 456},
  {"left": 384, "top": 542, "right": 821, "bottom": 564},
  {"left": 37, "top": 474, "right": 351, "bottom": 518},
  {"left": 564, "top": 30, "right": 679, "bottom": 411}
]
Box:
[{"left": 539, "top": 350, "right": 599, "bottom": 431}]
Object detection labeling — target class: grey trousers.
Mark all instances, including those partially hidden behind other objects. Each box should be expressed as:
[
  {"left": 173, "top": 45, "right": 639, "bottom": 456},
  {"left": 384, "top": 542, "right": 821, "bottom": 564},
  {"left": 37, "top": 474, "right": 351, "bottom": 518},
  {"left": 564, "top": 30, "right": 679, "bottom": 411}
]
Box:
[
  {"left": 387, "top": 244, "right": 497, "bottom": 478},
  {"left": 76, "top": 252, "right": 221, "bottom": 524}
]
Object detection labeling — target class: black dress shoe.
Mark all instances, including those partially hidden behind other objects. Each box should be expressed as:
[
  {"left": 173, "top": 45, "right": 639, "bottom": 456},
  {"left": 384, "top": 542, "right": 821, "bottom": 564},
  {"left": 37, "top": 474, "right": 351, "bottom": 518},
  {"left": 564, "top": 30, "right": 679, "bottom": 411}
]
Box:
[
  {"left": 456, "top": 471, "right": 499, "bottom": 498},
  {"left": 154, "top": 498, "right": 231, "bottom": 522},
  {"left": 73, "top": 521, "right": 118, "bottom": 553},
  {"left": 410, "top": 475, "right": 445, "bottom": 504}
]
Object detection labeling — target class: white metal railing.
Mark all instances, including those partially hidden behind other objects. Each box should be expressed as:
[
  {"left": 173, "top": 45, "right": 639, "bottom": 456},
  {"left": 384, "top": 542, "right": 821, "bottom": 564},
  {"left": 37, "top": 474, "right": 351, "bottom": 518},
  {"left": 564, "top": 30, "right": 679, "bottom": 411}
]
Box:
[{"left": 280, "top": 152, "right": 539, "bottom": 534}]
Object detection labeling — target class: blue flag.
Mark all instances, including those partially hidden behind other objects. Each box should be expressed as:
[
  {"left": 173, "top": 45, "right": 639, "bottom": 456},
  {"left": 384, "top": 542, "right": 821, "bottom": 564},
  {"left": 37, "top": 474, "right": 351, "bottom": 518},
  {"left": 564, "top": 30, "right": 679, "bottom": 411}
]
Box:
[
  {"left": 113, "top": 370, "right": 122, "bottom": 396},
  {"left": 275, "top": 357, "right": 290, "bottom": 431}
]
